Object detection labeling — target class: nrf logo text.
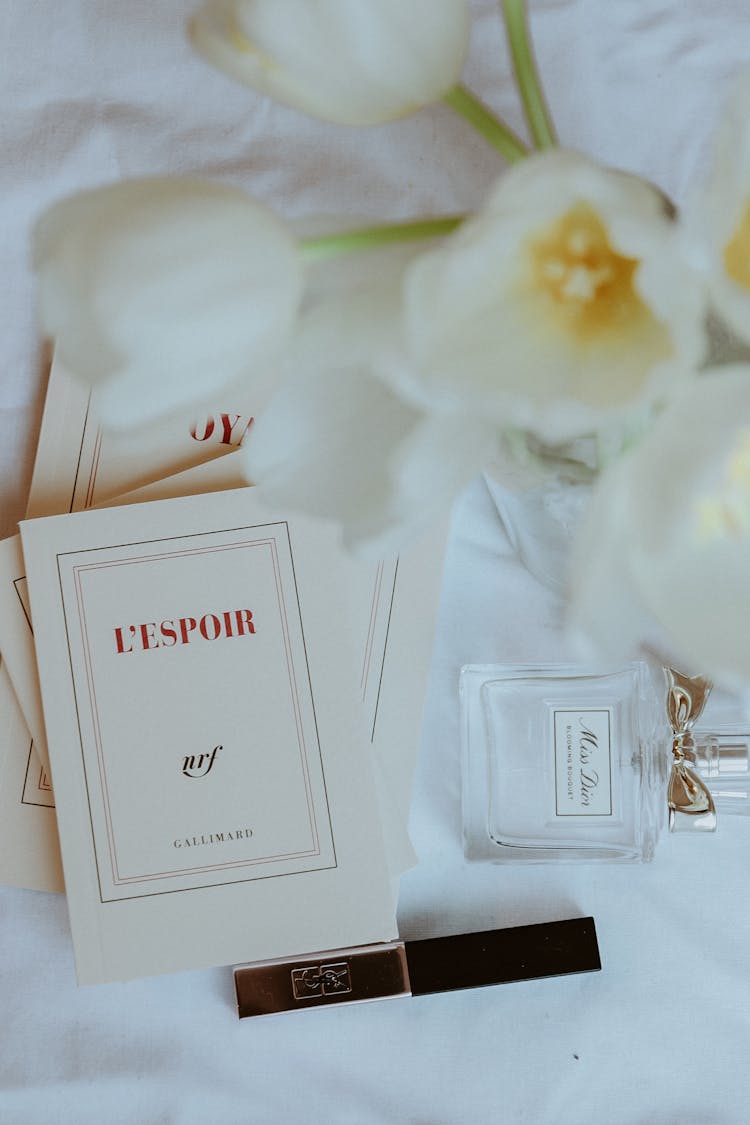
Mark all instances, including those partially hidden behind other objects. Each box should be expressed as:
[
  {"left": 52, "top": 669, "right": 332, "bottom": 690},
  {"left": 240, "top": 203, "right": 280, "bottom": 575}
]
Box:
[{"left": 182, "top": 746, "right": 222, "bottom": 779}]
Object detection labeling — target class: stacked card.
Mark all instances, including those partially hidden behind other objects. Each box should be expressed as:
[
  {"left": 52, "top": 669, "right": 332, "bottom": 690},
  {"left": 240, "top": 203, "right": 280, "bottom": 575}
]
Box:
[{"left": 0, "top": 356, "right": 447, "bottom": 984}]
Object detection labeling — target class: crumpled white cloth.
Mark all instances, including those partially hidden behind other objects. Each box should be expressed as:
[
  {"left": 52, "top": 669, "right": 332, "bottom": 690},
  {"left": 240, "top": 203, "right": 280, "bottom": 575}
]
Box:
[{"left": 2, "top": 2, "right": 750, "bottom": 1122}]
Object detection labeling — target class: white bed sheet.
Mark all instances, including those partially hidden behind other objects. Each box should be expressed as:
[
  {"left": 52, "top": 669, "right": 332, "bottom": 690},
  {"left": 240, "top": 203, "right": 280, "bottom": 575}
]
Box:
[{"left": 2, "top": 2, "right": 750, "bottom": 1121}]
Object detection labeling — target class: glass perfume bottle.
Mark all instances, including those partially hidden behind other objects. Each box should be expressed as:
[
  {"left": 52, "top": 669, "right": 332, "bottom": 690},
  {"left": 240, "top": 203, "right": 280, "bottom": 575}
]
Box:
[{"left": 460, "top": 661, "right": 750, "bottom": 863}]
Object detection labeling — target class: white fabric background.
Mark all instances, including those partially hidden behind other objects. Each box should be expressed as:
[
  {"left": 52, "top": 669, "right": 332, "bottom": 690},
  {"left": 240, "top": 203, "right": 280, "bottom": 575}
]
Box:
[{"left": 2, "top": 2, "right": 750, "bottom": 1121}]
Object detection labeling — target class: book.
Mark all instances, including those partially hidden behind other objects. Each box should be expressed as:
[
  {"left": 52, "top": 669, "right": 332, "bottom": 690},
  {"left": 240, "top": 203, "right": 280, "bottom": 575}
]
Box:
[{"left": 20, "top": 487, "right": 398, "bottom": 983}]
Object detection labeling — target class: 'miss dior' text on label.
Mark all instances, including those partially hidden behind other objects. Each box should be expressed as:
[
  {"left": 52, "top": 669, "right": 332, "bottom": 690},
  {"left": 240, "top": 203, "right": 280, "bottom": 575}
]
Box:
[{"left": 553, "top": 708, "right": 613, "bottom": 817}]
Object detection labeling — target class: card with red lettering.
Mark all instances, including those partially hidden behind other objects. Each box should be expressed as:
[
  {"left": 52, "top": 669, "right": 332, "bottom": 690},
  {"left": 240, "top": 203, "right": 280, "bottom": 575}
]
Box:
[
  {"left": 26, "top": 353, "right": 265, "bottom": 518},
  {"left": 20, "top": 488, "right": 397, "bottom": 983},
  {"left": 0, "top": 666, "right": 63, "bottom": 893}
]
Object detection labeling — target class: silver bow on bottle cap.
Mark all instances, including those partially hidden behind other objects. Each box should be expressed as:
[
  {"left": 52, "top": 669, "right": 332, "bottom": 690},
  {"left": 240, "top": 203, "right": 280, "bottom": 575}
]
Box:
[{"left": 665, "top": 668, "right": 716, "bottom": 833}]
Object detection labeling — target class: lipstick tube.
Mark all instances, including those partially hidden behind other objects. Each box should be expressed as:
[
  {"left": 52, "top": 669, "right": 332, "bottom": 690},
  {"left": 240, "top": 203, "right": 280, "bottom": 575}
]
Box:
[{"left": 235, "top": 916, "right": 600, "bottom": 1019}]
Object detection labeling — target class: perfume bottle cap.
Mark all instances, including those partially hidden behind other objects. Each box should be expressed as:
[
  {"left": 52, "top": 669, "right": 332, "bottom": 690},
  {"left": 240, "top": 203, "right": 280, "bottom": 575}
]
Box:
[{"left": 693, "top": 733, "right": 750, "bottom": 778}]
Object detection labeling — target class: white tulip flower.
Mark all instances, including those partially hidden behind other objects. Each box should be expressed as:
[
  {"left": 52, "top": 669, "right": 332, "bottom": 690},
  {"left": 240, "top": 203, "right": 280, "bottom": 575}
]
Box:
[
  {"left": 243, "top": 282, "right": 497, "bottom": 554},
  {"left": 189, "top": 0, "right": 470, "bottom": 126},
  {"left": 564, "top": 453, "right": 664, "bottom": 663},
  {"left": 33, "top": 178, "right": 302, "bottom": 429},
  {"left": 684, "top": 70, "right": 750, "bottom": 346},
  {"left": 567, "top": 367, "right": 750, "bottom": 689},
  {"left": 402, "top": 150, "right": 706, "bottom": 445}
]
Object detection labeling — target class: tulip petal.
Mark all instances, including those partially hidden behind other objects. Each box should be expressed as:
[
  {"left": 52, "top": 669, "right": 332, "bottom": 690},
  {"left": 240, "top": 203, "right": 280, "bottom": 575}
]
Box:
[
  {"left": 403, "top": 150, "right": 706, "bottom": 444},
  {"left": 567, "top": 366, "right": 750, "bottom": 689},
  {"left": 33, "top": 178, "right": 302, "bottom": 429},
  {"left": 189, "top": 0, "right": 470, "bottom": 125},
  {"left": 626, "top": 368, "right": 750, "bottom": 687},
  {"left": 243, "top": 283, "right": 495, "bottom": 553},
  {"left": 565, "top": 455, "right": 661, "bottom": 662},
  {"left": 683, "top": 69, "right": 750, "bottom": 345}
]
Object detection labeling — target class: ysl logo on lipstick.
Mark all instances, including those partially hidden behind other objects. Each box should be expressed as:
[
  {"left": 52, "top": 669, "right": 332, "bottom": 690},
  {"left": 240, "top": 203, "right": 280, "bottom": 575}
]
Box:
[
  {"left": 291, "top": 962, "right": 352, "bottom": 1000},
  {"left": 182, "top": 745, "right": 222, "bottom": 779}
]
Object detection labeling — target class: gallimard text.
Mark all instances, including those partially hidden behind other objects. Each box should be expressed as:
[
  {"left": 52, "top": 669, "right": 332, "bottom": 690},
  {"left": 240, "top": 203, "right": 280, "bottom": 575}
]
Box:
[{"left": 173, "top": 828, "right": 254, "bottom": 849}]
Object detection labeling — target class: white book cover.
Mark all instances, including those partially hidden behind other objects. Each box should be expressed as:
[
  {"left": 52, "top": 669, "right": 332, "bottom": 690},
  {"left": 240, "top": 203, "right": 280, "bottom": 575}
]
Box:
[{"left": 20, "top": 488, "right": 398, "bottom": 983}]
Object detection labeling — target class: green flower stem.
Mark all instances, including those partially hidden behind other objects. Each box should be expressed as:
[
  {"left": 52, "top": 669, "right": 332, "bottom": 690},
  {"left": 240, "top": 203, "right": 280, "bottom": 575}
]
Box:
[
  {"left": 300, "top": 215, "right": 465, "bottom": 262},
  {"left": 443, "top": 84, "right": 528, "bottom": 162},
  {"left": 501, "top": 0, "right": 556, "bottom": 149}
]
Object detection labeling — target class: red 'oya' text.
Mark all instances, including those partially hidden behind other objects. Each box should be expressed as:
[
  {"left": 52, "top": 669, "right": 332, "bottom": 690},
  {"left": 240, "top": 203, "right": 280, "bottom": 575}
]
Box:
[{"left": 114, "top": 609, "right": 256, "bottom": 654}]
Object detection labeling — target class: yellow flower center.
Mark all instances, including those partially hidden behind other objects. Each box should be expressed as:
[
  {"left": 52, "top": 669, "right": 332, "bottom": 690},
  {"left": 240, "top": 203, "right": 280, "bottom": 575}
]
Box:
[
  {"left": 527, "top": 203, "right": 651, "bottom": 343},
  {"left": 724, "top": 202, "right": 750, "bottom": 292},
  {"left": 696, "top": 428, "right": 750, "bottom": 542}
]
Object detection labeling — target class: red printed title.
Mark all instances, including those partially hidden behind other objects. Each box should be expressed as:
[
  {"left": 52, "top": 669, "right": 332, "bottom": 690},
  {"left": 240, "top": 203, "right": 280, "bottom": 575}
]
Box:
[{"left": 114, "top": 610, "right": 256, "bottom": 653}]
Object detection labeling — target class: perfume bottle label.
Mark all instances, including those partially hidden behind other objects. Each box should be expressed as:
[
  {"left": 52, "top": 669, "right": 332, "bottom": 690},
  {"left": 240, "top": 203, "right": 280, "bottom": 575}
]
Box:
[{"left": 553, "top": 709, "right": 613, "bottom": 817}]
